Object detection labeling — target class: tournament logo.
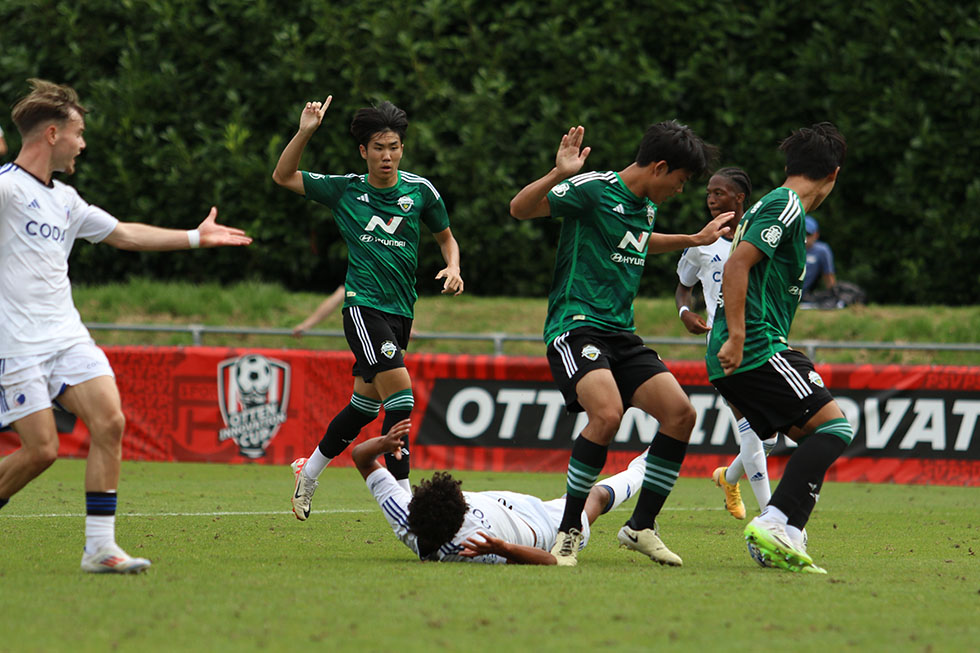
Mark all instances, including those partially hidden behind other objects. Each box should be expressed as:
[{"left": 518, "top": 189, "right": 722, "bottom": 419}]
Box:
[
  {"left": 581, "top": 344, "right": 600, "bottom": 361},
  {"left": 760, "top": 225, "right": 783, "bottom": 247},
  {"left": 217, "top": 354, "right": 291, "bottom": 458},
  {"left": 397, "top": 195, "right": 414, "bottom": 212},
  {"left": 551, "top": 182, "right": 569, "bottom": 197},
  {"left": 808, "top": 370, "right": 825, "bottom": 388},
  {"left": 380, "top": 340, "right": 398, "bottom": 359}
]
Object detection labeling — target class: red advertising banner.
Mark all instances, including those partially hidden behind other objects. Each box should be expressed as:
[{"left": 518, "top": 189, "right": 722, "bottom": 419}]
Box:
[{"left": 1, "top": 347, "right": 978, "bottom": 486}]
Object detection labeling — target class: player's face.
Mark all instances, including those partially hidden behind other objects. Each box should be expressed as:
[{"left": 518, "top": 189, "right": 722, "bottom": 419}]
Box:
[
  {"left": 51, "top": 111, "right": 86, "bottom": 175},
  {"left": 647, "top": 163, "right": 691, "bottom": 204},
  {"left": 705, "top": 175, "right": 742, "bottom": 218},
  {"left": 360, "top": 130, "right": 403, "bottom": 187}
]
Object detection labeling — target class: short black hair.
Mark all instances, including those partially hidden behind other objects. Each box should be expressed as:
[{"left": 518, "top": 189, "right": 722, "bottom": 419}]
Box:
[
  {"left": 407, "top": 471, "right": 467, "bottom": 557},
  {"left": 635, "top": 120, "right": 718, "bottom": 178},
  {"left": 714, "top": 166, "right": 752, "bottom": 201},
  {"left": 779, "top": 122, "right": 847, "bottom": 180},
  {"left": 350, "top": 101, "right": 408, "bottom": 147}
]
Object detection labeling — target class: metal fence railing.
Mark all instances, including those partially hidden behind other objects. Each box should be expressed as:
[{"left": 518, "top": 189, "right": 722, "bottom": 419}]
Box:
[{"left": 85, "top": 322, "right": 980, "bottom": 361}]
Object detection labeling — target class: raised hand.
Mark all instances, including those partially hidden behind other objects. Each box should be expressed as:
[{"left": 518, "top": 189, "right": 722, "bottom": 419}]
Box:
[
  {"left": 197, "top": 207, "right": 252, "bottom": 247},
  {"left": 299, "top": 96, "right": 332, "bottom": 134},
  {"left": 555, "top": 126, "right": 591, "bottom": 178},
  {"left": 694, "top": 210, "right": 734, "bottom": 246}
]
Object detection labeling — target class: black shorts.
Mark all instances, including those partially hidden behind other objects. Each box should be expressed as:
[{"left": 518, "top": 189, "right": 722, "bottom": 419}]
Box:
[
  {"left": 547, "top": 327, "right": 669, "bottom": 412},
  {"left": 711, "top": 349, "right": 834, "bottom": 438},
  {"left": 342, "top": 305, "right": 412, "bottom": 382}
]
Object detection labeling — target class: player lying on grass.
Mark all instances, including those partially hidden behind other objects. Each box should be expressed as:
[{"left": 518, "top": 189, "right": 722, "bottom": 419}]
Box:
[{"left": 349, "top": 420, "right": 647, "bottom": 564}]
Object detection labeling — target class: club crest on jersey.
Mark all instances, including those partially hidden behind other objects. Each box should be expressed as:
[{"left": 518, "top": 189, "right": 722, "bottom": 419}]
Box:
[
  {"left": 308, "top": 173, "right": 325, "bottom": 179},
  {"left": 581, "top": 344, "right": 600, "bottom": 361},
  {"left": 217, "top": 354, "right": 291, "bottom": 458},
  {"left": 808, "top": 371, "right": 825, "bottom": 388},
  {"left": 380, "top": 340, "right": 398, "bottom": 359},
  {"left": 396, "top": 195, "right": 414, "bottom": 212},
  {"left": 646, "top": 204, "right": 656, "bottom": 225},
  {"left": 760, "top": 225, "right": 783, "bottom": 247},
  {"left": 551, "top": 182, "right": 570, "bottom": 197}
]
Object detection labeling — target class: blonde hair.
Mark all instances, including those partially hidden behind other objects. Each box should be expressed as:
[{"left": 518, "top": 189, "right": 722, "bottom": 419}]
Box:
[{"left": 11, "top": 78, "right": 87, "bottom": 137}]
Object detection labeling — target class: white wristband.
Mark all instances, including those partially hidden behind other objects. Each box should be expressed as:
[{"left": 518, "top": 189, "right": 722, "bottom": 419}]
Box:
[
  {"left": 186, "top": 229, "right": 201, "bottom": 249},
  {"left": 678, "top": 306, "right": 690, "bottom": 318}
]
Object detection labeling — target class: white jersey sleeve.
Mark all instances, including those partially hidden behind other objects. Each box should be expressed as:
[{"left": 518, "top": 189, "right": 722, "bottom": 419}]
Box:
[
  {"left": 676, "top": 247, "right": 703, "bottom": 288},
  {"left": 366, "top": 468, "right": 422, "bottom": 558},
  {"left": 65, "top": 185, "right": 118, "bottom": 244}
]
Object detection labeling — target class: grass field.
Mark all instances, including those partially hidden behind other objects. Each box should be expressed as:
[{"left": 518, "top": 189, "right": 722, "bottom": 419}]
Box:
[
  {"left": 71, "top": 279, "right": 980, "bottom": 364},
  {"left": 2, "top": 459, "right": 978, "bottom": 652}
]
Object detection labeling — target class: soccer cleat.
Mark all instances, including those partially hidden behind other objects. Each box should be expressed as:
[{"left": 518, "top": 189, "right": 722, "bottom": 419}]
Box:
[
  {"left": 617, "top": 521, "right": 683, "bottom": 566},
  {"left": 712, "top": 466, "right": 746, "bottom": 520},
  {"left": 744, "top": 517, "right": 815, "bottom": 573},
  {"left": 291, "top": 457, "right": 319, "bottom": 521},
  {"left": 550, "top": 528, "right": 584, "bottom": 566},
  {"left": 81, "top": 543, "right": 151, "bottom": 574}
]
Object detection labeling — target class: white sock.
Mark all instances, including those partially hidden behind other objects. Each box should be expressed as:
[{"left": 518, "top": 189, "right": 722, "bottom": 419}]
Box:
[
  {"left": 739, "top": 428, "right": 772, "bottom": 511},
  {"left": 786, "top": 525, "right": 806, "bottom": 550},
  {"left": 760, "top": 505, "right": 789, "bottom": 524},
  {"left": 725, "top": 418, "right": 755, "bottom": 484},
  {"left": 596, "top": 458, "right": 645, "bottom": 513},
  {"left": 85, "top": 515, "right": 116, "bottom": 553},
  {"left": 397, "top": 479, "right": 411, "bottom": 493},
  {"left": 303, "top": 448, "right": 332, "bottom": 480}
]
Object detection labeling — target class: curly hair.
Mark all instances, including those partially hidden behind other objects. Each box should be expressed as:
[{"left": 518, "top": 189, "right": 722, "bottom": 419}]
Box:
[
  {"left": 12, "top": 78, "right": 87, "bottom": 138},
  {"left": 407, "top": 471, "right": 467, "bottom": 556}
]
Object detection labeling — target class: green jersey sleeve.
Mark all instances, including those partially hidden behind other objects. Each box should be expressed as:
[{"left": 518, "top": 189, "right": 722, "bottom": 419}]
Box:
[
  {"left": 301, "top": 172, "right": 355, "bottom": 209},
  {"left": 739, "top": 196, "right": 799, "bottom": 259},
  {"left": 546, "top": 178, "right": 592, "bottom": 219},
  {"left": 420, "top": 182, "right": 450, "bottom": 233}
]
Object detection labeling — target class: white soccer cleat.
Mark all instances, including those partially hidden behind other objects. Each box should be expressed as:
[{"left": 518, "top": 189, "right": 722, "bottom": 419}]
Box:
[
  {"left": 550, "top": 528, "right": 584, "bottom": 567},
  {"left": 81, "top": 543, "right": 151, "bottom": 574},
  {"left": 291, "top": 457, "right": 319, "bottom": 521},
  {"left": 618, "top": 521, "right": 683, "bottom": 566}
]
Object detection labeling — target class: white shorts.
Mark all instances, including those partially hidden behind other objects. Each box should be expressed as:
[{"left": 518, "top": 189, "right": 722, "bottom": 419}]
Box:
[
  {"left": 0, "top": 340, "right": 114, "bottom": 428},
  {"left": 485, "top": 490, "right": 592, "bottom": 552}
]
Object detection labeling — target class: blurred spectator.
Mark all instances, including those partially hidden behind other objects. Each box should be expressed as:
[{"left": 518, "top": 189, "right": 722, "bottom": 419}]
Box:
[
  {"left": 0, "top": 124, "right": 8, "bottom": 157},
  {"left": 802, "top": 215, "right": 836, "bottom": 297}
]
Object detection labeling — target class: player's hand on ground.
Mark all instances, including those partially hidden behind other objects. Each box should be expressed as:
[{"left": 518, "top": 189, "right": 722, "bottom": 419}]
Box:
[
  {"left": 381, "top": 419, "right": 411, "bottom": 458},
  {"left": 555, "top": 126, "right": 591, "bottom": 179},
  {"left": 694, "top": 211, "right": 734, "bottom": 245},
  {"left": 299, "top": 96, "right": 332, "bottom": 134},
  {"left": 292, "top": 323, "right": 310, "bottom": 338},
  {"left": 436, "top": 266, "right": 464, "bottom": 295},
  {"left": 717, "top": 338, "right": 744, "bottom": 375},
  {"left": 681, "top": 310, "right": 710, "bottom": 335},
  {"left": 460, "top": 532, "right": 504, "bottom": 558},
  {"left": 197, "top": 207, "right": 253, "bottom": 247}
]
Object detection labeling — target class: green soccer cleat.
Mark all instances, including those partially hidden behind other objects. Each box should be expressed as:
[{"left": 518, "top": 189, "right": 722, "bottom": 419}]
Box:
[{"left": 744, "top": 517, "right": 815, "bottom": 573}]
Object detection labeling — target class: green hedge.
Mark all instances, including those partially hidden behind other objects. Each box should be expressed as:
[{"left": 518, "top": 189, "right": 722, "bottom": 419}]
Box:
[{"left": 2, "top": 0, "right": 978, "bottom": 304}]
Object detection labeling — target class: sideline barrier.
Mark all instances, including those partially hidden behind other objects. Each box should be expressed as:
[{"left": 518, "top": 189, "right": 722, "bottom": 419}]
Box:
[{"left": 1, "top": 346, "right": 978, "bottom": 486}]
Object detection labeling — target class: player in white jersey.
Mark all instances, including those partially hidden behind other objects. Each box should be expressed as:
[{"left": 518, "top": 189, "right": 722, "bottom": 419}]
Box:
[
  {"left": 0, "top": 79, "right": 252, "bottom": 573},
  {"left": 674, "top": 167, "right": 779, "bottom": 520},
  {"left": 349, "top": 421, "right": 647, "bottom": 564}
]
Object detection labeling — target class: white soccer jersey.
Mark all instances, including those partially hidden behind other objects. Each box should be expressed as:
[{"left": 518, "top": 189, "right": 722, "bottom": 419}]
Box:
[
  {"left": 0, "top": 163, "right": 118, "bottom": 357},
  {"left": 366, "top": 468, "right": 590, "bottom": 564},
  {"left": 676, "top": 237, "right": 731, "bottom": 328}
]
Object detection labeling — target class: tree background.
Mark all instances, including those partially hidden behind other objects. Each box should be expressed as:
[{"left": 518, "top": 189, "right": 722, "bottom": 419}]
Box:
[{"left": 1, "top": 0, "right": 977, "bottom": 304}]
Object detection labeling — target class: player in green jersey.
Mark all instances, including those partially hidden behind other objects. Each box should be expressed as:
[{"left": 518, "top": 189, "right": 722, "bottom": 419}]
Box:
[
  {"left": 510, "top": 121, "right": 732, "bottom": 567},
  {"left": 706, "top": 122, "right": 848, "bottom": 573},
  {"left": 273, "top": 96, "right": 463, "bottom": 520}
]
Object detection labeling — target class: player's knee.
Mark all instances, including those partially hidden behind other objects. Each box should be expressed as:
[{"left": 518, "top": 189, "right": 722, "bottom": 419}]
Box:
[
  {"left": 89, "top": 409, "right": 126, "bottom": 443},
  {"left": 661, "top": 402, "right": 696, "bottom": 438},
  {"left": 588, "top": 406, "right": 623, "bottom": 439},
  {"left": 27, "top": 439, "right": 59, "bottom": 470}
]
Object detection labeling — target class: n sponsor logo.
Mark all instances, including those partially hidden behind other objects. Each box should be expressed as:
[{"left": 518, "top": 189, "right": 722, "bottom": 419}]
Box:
[
  {"left": 617, "top": 230, "right": 650, "bottom": 252},
  {"left": 217, "top": 354, "right": 290, "bottom": 458},
  {"left": 365, "top": 215, "right": 404, "bottom": 235}
]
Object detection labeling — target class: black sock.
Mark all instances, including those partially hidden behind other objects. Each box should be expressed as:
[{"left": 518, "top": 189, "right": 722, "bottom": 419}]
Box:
[
  {"left": 559, "top": 436, "right": 608, "bottom": 533},
  {"left": 0, "top": 497, "right": 8, "bottom": 510},
  {"left": 318, "top": 405, "right": 378, "bottom": 458},
  {"left": 627, "top": 433, "right": 687, "bottom": 531},
  {"left": 382, "top": 409, "right": 412, "bottom": 481},
  {"left": 770, "top": 433, "right": 847, "bottom": 520}
]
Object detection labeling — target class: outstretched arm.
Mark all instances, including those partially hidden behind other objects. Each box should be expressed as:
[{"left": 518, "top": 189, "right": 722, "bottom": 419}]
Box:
[
  {"left": 272, "top": 96, "right": 332, "bottom": 195},
  {"left": 459, "top": 531, "right": 557, "bottom": 565},
  {"left": 294, "top": 285, "right": 346, "bottom": 337},
  {"left": 102, "top": 206, "right": 252, "bottom": 251},
  {"left": 509, "top": 126, "right": 591, "bottom": 220},
  {"left": 432, "top": 228, "right": 463, "bottom": 295},
  {"left": 352, "top": 419, "right": 411, "bottom": 480},
  {"left": 648, "top": 211, "right": 733, "bottom": 254},
  {"left": 717, "top": 241, "right": 765, "bottom": 375}
]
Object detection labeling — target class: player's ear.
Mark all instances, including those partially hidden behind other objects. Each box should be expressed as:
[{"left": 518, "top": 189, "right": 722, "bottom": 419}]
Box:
[{"left": 359, "top": 144, "right": 367, "bottom": 160}]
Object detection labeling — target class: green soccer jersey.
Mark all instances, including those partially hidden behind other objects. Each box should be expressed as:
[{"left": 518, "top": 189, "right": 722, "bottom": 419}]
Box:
[
  {"left": 302, "top": 170, "right": 450, "bottom": 318},
  {"left": 542, "top": 171, "right": 658, "bottom": 345},
  {"left": 705, "top": 187, "right": 807, "bottom": 379}
]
